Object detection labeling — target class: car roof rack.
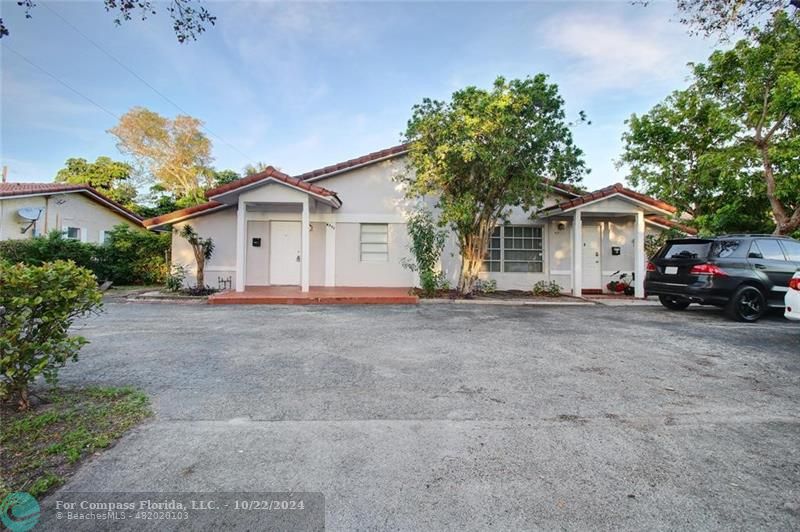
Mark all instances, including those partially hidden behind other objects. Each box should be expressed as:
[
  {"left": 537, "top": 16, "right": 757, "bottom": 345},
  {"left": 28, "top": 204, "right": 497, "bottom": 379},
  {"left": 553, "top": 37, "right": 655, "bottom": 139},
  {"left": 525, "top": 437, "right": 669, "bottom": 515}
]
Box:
[{"left": 716, "top": 234, "right": 793, "bottom": 239}]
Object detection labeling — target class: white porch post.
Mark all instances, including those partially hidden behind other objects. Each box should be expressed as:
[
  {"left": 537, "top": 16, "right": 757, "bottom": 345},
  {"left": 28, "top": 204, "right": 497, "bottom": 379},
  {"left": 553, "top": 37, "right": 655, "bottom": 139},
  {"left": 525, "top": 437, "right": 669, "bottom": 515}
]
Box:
[
  {"left": 324, "top": 222, "right": 336, "bottom": 287},
  {"left": 572, "top": 210, "right": 582, "bottom": 296},
  {"left": 301, "top": 197, "right": 310, "bottom": 292},
  {"left": 235, "top": 199, "right": 246, "bottom": 292},
  {"left": 634, "top": 210, "right": 646, "bottom": 298}
]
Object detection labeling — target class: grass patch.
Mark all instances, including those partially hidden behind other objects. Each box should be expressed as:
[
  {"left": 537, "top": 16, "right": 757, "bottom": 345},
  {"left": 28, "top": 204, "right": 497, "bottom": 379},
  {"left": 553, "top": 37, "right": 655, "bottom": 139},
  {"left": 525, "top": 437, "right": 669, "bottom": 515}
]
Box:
[{"left": 1, "top": 387, "right": 152, "bottom": 499}]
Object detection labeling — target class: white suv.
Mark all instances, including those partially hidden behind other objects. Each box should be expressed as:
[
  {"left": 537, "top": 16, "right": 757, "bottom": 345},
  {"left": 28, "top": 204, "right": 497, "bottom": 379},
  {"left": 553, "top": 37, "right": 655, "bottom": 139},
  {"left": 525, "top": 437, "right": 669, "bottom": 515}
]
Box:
[{"left": 786, "top": 271, "right": 800, "bottom": 321}]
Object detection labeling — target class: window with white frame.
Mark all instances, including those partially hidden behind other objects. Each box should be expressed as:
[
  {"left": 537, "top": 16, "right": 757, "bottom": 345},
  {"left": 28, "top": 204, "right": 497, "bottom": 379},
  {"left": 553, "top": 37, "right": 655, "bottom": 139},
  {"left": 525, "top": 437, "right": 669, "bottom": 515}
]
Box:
[
  {"left": 482, "top": 226, "right": 543, "bottom": 273},
  {"left": 360, "top": 223, "right": 389, "bottom": 262},
  {"left": 64, "top": 227, "right": 81, "bottom": 240}
]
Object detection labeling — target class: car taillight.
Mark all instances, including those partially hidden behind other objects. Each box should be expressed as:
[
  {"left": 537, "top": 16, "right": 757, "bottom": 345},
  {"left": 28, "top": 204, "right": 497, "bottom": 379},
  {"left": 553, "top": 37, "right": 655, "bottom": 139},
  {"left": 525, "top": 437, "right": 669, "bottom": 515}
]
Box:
[
  {"left": 646, "top": 262, "right": 656, "bottom": 272},
  {"left": 689, "top": 263, "right": 728, "bottom": 277},
  {"left": 790, "top": 277, "right": 800, "bottom": 290}
]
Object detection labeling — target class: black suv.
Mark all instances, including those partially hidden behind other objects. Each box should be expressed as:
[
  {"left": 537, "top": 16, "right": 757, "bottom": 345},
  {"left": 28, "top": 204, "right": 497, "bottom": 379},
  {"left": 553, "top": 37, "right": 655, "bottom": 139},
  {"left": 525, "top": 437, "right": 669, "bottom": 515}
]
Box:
[{"left": 645, "top": 235, "right": 800, "bottom": 322}]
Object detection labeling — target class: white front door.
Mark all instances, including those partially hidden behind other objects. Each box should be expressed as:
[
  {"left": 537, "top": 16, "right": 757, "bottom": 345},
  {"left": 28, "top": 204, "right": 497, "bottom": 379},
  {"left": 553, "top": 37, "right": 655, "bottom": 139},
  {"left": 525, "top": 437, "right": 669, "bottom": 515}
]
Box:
[
  {"left": 270, "top": 221, "right": 301, "bottom": 285},
  {"left": 581, "top": 224, "right": 602, "bottom": 289}
]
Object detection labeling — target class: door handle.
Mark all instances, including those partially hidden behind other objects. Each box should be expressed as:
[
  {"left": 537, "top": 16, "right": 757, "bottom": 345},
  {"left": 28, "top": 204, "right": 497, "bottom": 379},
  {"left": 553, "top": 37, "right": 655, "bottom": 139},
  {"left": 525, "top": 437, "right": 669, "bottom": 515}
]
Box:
[
  {"left": 754, "top": 263, "right": 767, "bottom": 270},
  {"left": 296, "top": 255, "right": 301, "bottom": 262}
]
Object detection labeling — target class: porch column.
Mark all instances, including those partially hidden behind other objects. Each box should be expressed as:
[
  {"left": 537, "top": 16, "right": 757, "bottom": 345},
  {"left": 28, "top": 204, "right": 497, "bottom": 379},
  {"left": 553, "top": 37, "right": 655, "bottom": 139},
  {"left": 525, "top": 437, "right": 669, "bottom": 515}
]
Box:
[
  {"left": 634, "top": 210, "right": 646, "bottom": 298},
  {"left": 235, "top": 199, "right": 246, "bottom": 292},
  {"left": 324, "top": 222, "right": 336, "bottom": 287},
  {"left": 301, "top": 197, "right": 310, "bottom": 292},
  {"left": 572, "top": 210, "right": 582, "bottom": 296}
]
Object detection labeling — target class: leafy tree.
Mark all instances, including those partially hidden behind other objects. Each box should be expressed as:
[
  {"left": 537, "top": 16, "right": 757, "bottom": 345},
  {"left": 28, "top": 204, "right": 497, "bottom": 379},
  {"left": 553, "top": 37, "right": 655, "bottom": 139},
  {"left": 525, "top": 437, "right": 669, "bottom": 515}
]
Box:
[
  {"left": 55, "top": 156, "right": 138, "bottom": 208},
  {"left": 242, "top": 162, "right": 271, "bottom": 177},
  {"left": 401, "top": 75, "right": 587, "bottom": 294},
  {"left": 621, "top": 11, "right": 800, "bottom": 235},
  {"left": 0, "top": 260, "right": 102, "bottom": 410},
  {"left": 178, "top": 224, "right": 213, "bottom": 288},
  {"left": 212, "top": 169, "right": 241, "bottom": 188},
  {"left": 109, "top": 107, "right": 213, "bottom": 203},
  {"left": 96, "top": 225, "right": 171, "bottom": 285},
  {"left": 1, "top": 0, "right": 216, "bottom": 42}
]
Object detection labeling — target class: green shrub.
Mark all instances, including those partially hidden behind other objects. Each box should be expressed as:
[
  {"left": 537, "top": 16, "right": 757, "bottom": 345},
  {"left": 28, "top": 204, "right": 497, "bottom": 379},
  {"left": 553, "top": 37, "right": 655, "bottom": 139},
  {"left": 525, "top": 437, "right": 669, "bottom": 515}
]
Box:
[
  {"left": 0, "top": 260, "right": 103, "bottom": 410},
  {"left": 532, "top": 280, "right": 562, "bottom": 297},
  {"left": 96, "top": 225, "right": 170, "bottom": 285},
  {"left": 474, "top": 278, "right": 497, "bottom": 294},
  {"left": 0, "top": 226, "right": 170, "bottom": 285},
  {"left": 0, "top": 231, "right": 98, "bottom": 272},
  {"left": 165, "top": 264, "right": 188, "bottom": 292},
  {"left": 402, "top": 209, "right": 447, "bottom": 297}
]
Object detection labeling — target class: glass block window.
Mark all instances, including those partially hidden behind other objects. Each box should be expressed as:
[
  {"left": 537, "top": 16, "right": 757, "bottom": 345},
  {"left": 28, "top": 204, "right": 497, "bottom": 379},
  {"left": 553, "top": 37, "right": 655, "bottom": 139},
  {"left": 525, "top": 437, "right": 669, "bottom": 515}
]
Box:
[
  {"left": 360, "top": 224, "right": 389, "bottom": 262},
  {"left": 482, "top": 226, "right": 543, "bottom": 273}
]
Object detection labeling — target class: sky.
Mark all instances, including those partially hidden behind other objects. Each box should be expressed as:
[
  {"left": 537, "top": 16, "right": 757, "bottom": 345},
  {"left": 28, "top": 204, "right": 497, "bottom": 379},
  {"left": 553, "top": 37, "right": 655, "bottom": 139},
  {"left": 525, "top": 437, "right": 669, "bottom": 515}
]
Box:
[{"left": 0, "top": 1, "right": 719, "bottom": 191}]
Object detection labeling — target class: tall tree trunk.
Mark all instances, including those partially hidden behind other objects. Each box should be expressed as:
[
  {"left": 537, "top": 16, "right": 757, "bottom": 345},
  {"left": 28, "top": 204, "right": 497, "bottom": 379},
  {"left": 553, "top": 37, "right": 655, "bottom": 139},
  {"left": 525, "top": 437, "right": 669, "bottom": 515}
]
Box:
[
  {"left": 193, "top": 247, "right": 205, "bottom": 288},
  {"left": 457, "top": 218, "right": 494, "bottom": 295},
  {"left": 758, "top": 142, "right": 793, "bottom": 235}
]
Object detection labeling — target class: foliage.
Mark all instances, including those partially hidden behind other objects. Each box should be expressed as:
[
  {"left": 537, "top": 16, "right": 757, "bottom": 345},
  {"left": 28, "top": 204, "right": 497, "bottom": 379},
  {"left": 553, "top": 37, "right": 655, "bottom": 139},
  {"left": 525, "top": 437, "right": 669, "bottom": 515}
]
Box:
[
  {"left": 401, "top": 75, "right": 587, "bottom": 294},
  {"left": 242, "top": 162, "right": 272, "bottom": 176},
  {"left": 402, "top": 209, "right": 447, "bottom": 296},
  {"left": 0, "top": 231, "right": 98, "bottom": 273},
  {"left": 0, "top": 261, "right": 103, "bottom": 410},
  {"left": 474, "top": 278, "right": 497, "bottom": 294},
  {"left": 96, "top": 225, "right": 171, "bottom": 285},
  {"left": 211, "top": 169, "right": 241, "bottom": 187},
  {"left": 109, "top": 106, "right": 214, "bottom": 201},
  {"left": 653, "top": 0, "right": 799, "bottom": 38},
  {"left": 0, "top": 387, "right": 151, "bottom": 499},
  {"left": 165, "top": 264, "right": 188, "bottom": 292},
  {"left": 1, "top": 0, "right": 215, "bottom": 42},
  {"left": 620, "top": 12, "right": 800, "bottom": 235},
  {"left": 178, "top": 224, "right": 214, "bottom": 288},
  {"left": 532, "top": 280, "right": 562, "bottom": 296},
  {"left": 55, "top": 156, "right": 138, "bottom": 208},
  {"left": 0, "top": 227, "right": 170, "bottom": 285}
]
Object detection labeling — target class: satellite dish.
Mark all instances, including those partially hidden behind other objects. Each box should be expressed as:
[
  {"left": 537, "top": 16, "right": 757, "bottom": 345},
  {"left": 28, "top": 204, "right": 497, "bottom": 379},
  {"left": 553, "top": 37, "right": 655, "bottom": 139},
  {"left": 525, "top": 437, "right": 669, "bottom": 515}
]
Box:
[{"left": 17, "top": 207, "right": 43, "bottom": 221}]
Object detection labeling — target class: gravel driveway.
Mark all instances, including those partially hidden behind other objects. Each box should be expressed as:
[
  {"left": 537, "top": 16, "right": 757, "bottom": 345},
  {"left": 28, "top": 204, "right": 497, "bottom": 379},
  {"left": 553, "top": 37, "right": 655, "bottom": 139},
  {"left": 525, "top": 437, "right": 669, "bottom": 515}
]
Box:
[{"left": 45, "top": 302, "right": 800, "bottom": 530}]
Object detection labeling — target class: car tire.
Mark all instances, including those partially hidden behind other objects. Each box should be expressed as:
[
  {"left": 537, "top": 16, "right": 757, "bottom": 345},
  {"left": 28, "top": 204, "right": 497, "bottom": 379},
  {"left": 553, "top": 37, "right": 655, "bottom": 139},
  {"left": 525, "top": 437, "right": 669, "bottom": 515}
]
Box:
[
  {"left": 658, "top": 295, "right": 690, "bottom": 310},
  {"left": 725, "top": 285, "right": 766, "bottom": 322}
]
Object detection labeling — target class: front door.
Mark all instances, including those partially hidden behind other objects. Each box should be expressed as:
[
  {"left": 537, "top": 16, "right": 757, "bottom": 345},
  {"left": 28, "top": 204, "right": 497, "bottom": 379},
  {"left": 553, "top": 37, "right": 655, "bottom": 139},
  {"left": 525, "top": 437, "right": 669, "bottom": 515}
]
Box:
[
  {"left": 581, "top": 224, "right": 602, "bottom": 290},
  {"left": 270, "top": 221, "right": 301, "bottom": 285}
]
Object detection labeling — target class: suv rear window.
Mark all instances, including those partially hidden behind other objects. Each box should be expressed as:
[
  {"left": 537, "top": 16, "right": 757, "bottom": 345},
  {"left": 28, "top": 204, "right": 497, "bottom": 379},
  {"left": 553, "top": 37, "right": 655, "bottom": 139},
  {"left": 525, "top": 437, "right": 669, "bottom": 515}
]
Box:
[{"left": 662, "top": 242, "right": 711, "bottom": 259}]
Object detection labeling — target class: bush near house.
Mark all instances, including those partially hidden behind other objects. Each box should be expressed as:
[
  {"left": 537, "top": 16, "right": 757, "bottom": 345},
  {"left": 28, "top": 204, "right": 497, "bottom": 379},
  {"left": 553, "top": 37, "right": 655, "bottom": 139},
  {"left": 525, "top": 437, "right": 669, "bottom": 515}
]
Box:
[
  {"left": 0, "top": 226, "right": 170, "bottom": 285},
  {"left": 0, "top": 260, "right": 103, "bottom": 410}
]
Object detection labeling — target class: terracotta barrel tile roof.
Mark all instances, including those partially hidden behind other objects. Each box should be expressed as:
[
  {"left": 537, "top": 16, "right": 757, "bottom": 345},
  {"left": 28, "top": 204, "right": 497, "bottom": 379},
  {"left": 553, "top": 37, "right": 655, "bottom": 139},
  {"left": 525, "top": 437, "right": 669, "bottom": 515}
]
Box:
[
  {"left": 205, "top": 166, "right": 338, "bottom": 199},
  {"left": 142, "top": 201, "right": 228, "bottom": 228},
  {"left": 646, "top": 215, "right": 698, "bottom": 235},
  {"left": 0, "top": 182, "right": 143, "bottom": 224},
  {"left": 545, "top": 183, "right": 677, "bottom": 214}
]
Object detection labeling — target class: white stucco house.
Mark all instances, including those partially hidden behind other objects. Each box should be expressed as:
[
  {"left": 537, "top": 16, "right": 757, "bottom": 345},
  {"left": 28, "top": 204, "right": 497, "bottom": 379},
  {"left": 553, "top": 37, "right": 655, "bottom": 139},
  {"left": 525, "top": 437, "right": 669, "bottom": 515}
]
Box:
[
  {"left": 0, "top": 182, "right": 144, "bottom": 243},
  {"left": 143, "top": 145, "right": 695, "bottom": 297}
]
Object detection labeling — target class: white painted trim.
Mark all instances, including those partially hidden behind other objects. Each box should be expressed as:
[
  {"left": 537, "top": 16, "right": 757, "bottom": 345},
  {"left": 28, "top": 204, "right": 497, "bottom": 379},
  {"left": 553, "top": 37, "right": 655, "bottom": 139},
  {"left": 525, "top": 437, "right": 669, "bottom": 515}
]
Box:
[
  {"left": 634, "top": 210, "right": 646, "bottom": 298},
  {"left": 572, "top": 210, "right": 582, "bottom": 296},
  {"left": 324, "top": 223, "right": 336, "bottom": 287},
  {"left": 235, "top": 201, "right": 246, "bottom": 292},
  {"left": 209, "top": 177, "right": 342, "bottom": 208},
  {"left": 301, "top": 197, "right": 310, "bottom": 292},
  {"left": 550, "top": 269, "right": 571, "bottom": 275},
  {"left": 551, "top": 192, "right": 674, "bottom": 216}
]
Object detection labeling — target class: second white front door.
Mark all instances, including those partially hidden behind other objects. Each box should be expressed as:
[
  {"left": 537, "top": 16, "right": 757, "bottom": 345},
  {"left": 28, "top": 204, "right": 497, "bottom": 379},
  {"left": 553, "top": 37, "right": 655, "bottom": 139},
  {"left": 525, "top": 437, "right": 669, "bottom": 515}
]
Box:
[
  {"left": 581, "top": 224, "right": 602, "bottom": 289},
  {"left": 270, "top": 221, "right": 301, "bottom": 285}
]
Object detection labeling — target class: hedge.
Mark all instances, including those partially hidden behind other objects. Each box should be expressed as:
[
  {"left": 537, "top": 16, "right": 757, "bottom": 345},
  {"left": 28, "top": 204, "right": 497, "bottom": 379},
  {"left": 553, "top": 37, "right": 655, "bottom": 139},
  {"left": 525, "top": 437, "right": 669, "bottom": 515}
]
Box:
[{"left": 0, "top": 226, "right": 170, "bottom": 285}]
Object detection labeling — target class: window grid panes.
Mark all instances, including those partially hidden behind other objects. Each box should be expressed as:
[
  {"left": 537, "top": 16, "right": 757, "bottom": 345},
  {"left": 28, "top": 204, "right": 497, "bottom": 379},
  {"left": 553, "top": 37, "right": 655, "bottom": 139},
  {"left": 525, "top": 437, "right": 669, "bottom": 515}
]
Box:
[
  {"left": 65, "top": 227, "right": 81, "bottom": 240},
  {"left": 360, "top": 224, "right": 389, "bottom": 262},
  {"left": 482, "top": 226, "right": 543, "bottom": 273}
]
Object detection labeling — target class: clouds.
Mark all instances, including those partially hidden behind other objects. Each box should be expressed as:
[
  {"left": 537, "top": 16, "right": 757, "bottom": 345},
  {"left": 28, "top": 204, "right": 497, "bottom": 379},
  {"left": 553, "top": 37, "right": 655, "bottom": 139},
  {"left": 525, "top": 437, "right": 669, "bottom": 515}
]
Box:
[{"left": 539, "top": 7, "right": 709, "bottom": 96}]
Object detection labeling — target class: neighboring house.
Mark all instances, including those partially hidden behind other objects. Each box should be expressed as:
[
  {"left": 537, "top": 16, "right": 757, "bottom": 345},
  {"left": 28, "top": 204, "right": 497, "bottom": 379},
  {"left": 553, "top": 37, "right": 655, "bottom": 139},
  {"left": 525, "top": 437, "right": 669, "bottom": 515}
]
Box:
[
  {"left": 0, "top": 183, "right": 144, "bottom": 243},
  {"left": 143, "top": 145, "right": 695, "bottom": 297}
]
